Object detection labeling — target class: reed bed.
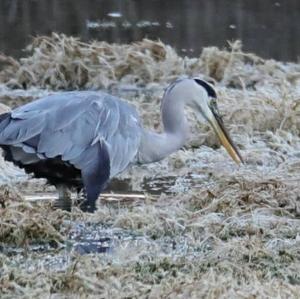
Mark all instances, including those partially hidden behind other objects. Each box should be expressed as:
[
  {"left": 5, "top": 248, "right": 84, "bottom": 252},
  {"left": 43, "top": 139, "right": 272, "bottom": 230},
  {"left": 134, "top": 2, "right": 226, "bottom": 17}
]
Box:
[{"left": 0, "top": 34, "right": 300, "bottom": 298}]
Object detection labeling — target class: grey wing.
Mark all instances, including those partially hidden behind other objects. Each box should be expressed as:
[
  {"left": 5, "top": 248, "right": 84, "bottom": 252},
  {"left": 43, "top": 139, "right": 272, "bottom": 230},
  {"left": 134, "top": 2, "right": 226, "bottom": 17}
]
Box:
[
  {"left": 0, "top": 91, "right": 142, "bottom": 183},
  {"left": 103, "top": 100, "right": 142, "bottom": 177}
]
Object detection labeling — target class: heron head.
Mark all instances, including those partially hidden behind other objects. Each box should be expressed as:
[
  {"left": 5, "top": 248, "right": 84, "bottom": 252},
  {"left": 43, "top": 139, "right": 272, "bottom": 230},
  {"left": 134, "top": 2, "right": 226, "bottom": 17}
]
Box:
[{"left": 187, "top": 77, "right": 243, "bottom": 164}]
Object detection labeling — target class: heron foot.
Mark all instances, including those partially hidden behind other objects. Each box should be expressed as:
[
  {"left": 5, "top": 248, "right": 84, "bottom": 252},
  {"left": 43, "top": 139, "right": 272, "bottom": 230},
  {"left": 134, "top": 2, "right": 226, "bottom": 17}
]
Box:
[
  {"left": 53, "top": 197, "right": 72, "bottom": 212},
  {"left": 76, "top": 189, "right": 97, "bottom": 213}
]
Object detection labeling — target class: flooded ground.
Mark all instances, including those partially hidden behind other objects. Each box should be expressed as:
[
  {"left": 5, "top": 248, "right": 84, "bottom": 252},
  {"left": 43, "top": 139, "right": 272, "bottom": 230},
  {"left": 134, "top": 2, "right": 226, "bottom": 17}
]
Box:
[
  {"left": 0, "top": 0, "right": 300, "bottom": 61},
  {"left": 0, "top": 25, "right": 300, "bottom": 299}
]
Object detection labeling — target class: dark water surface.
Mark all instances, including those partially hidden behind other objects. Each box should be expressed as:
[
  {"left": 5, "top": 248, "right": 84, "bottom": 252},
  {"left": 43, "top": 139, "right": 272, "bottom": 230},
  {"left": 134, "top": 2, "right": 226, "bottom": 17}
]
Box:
[{"left": 0, "top": 0, "right": 299, "bottom": 62}]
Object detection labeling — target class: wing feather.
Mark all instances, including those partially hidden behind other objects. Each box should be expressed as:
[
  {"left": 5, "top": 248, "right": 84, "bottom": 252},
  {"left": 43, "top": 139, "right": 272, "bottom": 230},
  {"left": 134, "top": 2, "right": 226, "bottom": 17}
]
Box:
[{"left": 0, "top": 91, "right": 142, "bottom": 178}]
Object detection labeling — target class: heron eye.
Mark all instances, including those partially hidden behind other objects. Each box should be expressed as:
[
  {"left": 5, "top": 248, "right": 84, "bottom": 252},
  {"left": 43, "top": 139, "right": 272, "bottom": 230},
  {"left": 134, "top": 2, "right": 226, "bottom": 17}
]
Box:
[
  {"left": 210, "top": 98, "right": 217, "bottom": 108},
  {"left": 210, "top": 98, "right": 220, "bottom": 114}
]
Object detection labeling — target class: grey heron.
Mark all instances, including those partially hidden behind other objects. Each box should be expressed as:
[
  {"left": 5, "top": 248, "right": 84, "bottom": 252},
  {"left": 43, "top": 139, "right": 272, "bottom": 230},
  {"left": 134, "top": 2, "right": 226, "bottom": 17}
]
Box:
[{"left": 0, "top": 77, "right": 243, "bottom": 212}]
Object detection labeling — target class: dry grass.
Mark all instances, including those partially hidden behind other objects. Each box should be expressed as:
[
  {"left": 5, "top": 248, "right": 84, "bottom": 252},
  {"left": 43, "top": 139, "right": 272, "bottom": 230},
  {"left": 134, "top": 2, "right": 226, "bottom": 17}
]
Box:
[
  {"left": 0, "top": 34, "right": 300, "bottom": 298},
  {"left": 1, "top": 33, "right": 299, "bottom": 91}
]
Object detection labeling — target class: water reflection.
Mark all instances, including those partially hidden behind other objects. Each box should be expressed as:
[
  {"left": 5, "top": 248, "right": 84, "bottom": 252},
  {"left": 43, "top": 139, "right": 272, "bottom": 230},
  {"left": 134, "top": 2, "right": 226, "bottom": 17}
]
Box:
[{"left": 0, "top": 0, "right": 299, "bottom": 61}]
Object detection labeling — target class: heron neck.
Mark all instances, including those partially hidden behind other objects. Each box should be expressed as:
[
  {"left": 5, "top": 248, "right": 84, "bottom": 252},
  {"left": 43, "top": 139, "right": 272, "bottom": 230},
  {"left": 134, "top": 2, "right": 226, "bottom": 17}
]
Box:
[{"left": 137, "top": 93, "right": 189, "bottom": 163}]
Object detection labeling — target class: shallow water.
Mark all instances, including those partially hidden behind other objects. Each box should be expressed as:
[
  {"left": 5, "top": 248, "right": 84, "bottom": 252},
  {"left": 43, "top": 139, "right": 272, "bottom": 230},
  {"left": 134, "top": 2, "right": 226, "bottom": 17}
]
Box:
[
  {"left": 0, "top": 0, "right": 299, "bottom": 61},
  {"left": 1, "top": 220, "right": 200, "bottom": 275}
]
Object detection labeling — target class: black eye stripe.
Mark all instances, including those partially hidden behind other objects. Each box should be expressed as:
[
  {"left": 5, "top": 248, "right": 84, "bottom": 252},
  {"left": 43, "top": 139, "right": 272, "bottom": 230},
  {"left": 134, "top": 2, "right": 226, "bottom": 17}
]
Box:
[{"left": 194, "top": 79, "right": 217, "bottom": 98}]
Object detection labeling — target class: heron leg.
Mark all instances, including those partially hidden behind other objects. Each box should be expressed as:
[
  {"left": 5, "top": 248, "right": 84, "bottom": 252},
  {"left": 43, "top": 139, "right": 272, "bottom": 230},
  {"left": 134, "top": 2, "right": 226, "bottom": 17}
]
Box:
[
  {"left": 79, "top": 186, "right": 102, "bottom": 213},
  {"left": 54, "top": 184, "right": 72, "bottom": 211}
]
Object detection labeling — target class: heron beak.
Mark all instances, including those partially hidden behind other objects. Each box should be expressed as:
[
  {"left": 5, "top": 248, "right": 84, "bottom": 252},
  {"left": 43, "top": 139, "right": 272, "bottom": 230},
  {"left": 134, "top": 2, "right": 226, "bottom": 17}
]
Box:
[{"left": 207, "top": 107, "right": 244, "bottom": 165}]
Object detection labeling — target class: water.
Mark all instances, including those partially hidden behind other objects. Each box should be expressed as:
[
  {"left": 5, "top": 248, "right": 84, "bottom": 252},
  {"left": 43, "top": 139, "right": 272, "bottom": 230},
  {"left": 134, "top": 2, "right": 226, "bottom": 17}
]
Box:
[{"left": 0, "top": 0, "right": 299, "bottom": 61}]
